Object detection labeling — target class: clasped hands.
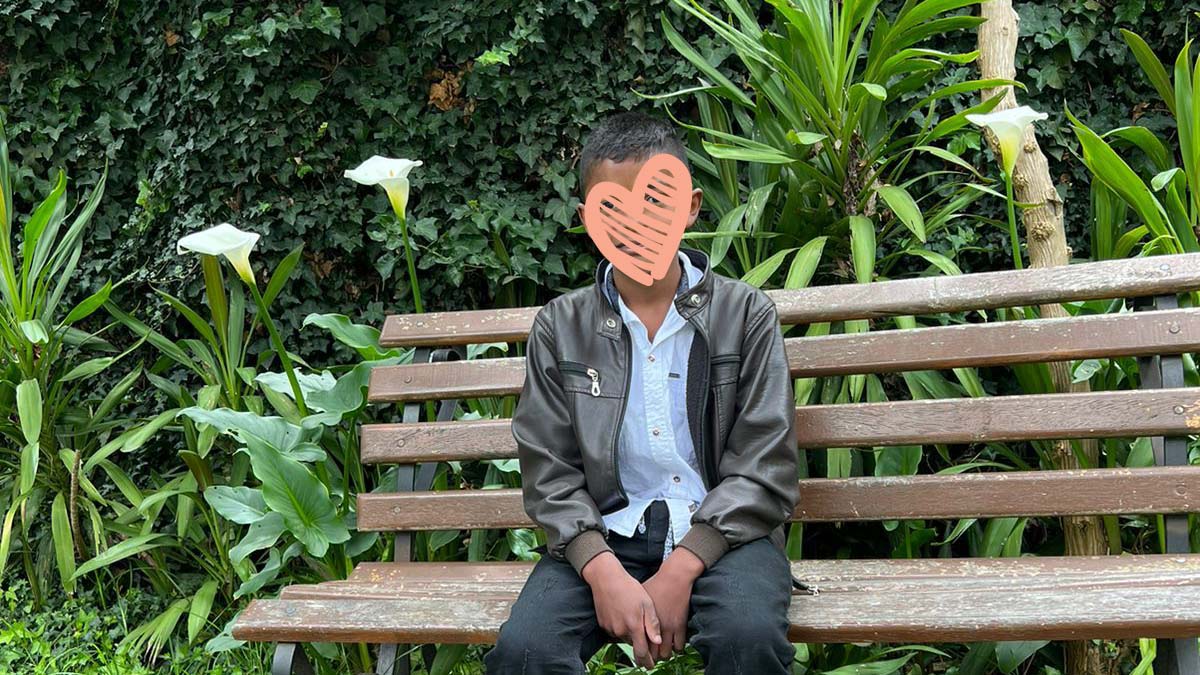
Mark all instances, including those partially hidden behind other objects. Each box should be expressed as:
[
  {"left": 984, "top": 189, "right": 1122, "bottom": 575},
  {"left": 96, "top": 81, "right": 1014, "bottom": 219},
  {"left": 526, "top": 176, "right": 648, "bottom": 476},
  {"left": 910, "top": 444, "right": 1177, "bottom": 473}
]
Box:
[{"left": 580, "top": 548, "right": 705, "bottom": 669}]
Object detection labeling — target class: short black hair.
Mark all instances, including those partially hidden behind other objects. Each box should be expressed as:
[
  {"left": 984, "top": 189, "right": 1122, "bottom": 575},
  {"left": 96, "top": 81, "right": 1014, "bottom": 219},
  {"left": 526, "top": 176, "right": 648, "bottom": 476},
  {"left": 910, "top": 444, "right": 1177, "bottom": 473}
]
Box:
[{"left": 578, "top": 111, "right": 689, "bottom": 194}]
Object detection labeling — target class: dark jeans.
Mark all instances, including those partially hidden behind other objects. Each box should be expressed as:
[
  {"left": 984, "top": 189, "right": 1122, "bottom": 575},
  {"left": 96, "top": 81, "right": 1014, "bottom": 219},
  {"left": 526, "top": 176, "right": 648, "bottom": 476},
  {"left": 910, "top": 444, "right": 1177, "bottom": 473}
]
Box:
[{"left": 484, "top": 500, "right": 794, "bottom": 674}]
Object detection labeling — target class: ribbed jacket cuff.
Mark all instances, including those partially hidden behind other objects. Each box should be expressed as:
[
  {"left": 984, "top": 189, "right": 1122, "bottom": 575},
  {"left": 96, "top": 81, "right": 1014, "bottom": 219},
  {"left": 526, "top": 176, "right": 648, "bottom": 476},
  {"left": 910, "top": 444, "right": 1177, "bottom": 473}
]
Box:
[
  {"left": 564, "top": 529, "right": 613, "bottom": 575},
  {"left": 677, "top": 523, "right": 730, "bottom": 569}
]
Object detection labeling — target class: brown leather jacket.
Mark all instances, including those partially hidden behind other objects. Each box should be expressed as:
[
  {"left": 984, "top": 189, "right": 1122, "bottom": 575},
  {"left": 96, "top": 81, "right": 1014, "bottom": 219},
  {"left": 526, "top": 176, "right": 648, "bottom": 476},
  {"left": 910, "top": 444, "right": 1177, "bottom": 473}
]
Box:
[{"left": 512, "top": 247, "right": 800, "bottom": 574}]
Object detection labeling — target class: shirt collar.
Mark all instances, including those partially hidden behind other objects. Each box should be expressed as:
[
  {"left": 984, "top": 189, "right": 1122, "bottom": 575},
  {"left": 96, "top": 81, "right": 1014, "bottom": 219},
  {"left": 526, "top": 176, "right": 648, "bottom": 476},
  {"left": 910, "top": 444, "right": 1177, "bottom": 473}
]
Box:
[{"left": 602, "top": 251, "right": 699, "bottom": 313}]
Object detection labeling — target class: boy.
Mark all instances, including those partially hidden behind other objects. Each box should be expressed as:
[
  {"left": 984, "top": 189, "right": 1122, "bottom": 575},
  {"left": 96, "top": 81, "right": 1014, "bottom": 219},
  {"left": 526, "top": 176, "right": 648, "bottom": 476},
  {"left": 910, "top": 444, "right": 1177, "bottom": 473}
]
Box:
[{"left": 485, "top": 112, "right": 799, "bottom": 674}]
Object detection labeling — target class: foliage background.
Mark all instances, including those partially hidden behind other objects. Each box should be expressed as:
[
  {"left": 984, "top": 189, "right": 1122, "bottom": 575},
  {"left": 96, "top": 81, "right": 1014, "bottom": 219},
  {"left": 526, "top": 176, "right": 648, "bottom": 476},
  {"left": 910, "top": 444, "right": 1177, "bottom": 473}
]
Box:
[
  {"left": 0, "top": 0, "right": 1196, "bottom": 355},
  {"left": 2, "top": 1, "right": 1200, "bottom": 672}
]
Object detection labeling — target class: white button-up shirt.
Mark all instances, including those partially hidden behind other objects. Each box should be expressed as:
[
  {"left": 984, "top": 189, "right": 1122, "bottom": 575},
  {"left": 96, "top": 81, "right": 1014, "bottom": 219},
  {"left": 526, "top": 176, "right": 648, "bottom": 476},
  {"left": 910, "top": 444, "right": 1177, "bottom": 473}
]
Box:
[{"left": 601, "top": 252, "right": 708, "bottom": 560}]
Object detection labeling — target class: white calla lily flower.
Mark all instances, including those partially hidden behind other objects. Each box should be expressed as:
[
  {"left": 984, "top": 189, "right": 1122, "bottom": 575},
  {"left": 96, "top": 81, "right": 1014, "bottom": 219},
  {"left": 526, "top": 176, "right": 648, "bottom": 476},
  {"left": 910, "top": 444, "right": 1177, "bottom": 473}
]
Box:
[
  {"left": 345, "top": 156, "right": 423, "bottom": 220},
  {"left": 177, "top": 223, "right": 260, "bottom": 285},
  {"left": 966, "top": 105, "right": 1048, "bottom": 176}
]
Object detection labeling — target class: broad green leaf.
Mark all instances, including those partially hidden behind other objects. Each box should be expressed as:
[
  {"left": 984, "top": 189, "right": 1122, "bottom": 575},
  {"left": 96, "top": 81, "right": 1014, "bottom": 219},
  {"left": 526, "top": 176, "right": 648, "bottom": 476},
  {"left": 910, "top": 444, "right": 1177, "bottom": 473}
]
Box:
[
  {"left": 1104, "top": 126, "right": 1172, "bottom": 172},
  {"left": 264, "top": 244, "right": 304, "bottom": 307},
  {"left": 73, "top": 534, "right": 171, "bottom": 579},
  {"left": 905, "top": 248, "right": 961, "bottom": 276},
  {"left": 234, "top": 542, "right": 301, "bottom": 599},
  {"left": 204, "top": 486, "right": 269, "bottom": 525},
  {"left": 741, "top": 248, "right": 796, "bottom": 288},
  {"left": 245, "top": 437, "right": 349, "bottom": 556},
  {"left": 19, "top": 319, "right": 48, "bottom": 344},
  {"left": 848, "top": 216, "right": 876, "bottom": 284},
  {"left": 659, "top": 14, "right": 754, "bottom": 108},
  {"left": 1152, "top": 167, "right": 1183, "bottom": 191},
  {"left": 430, "top": 644, "right": 469, "bottom": 675},
  {"left": 17, "top": 379, "right": 41, "bottom": 493},
  {"left": 1121, "top": 29, "right": 1176, "bottom": 115},
  {"left": 1067, "top": 108, "right": 1173, "bottom": 247},
  {"left": 302, "top": 313, "right": 397, "bottom": 360},
  {"left": 188, "top": 580, "right": 220, "bottom": 644},
  {"left": 178, "top": 407, "right": 308, "bottom": 452},
  {"left": 820, "top": 653, "right": 916, "bottom": 675},
  {"left": 702, "top": 141, "right": 795, "bottom": 164},
  {"left": 877, "top": 185, "right": 926, "bottom": 242},
  {"left": 996, "top": 640, "right": 1049, "bottom": 673},
  {"left": 229, "top": 512, "right": 286, "bottom": 563},
  {"left": 19, "top": 441, "right": 38, "bottom": 496},
  {"left": 51, "top": 492, "right": 76, "bottom": 594},
  {"left": 708, "top": 204, "right": 747, "bottom": 269},
  {"left": 61, "top": 356, "right": 116, "bottom": 382},
  {"left": 912, "top": 145, "right": 982, "bottom": 177},
  {"left": 785, "top": 130, "right": 825, "bottom": 145},
  {"left": 63, "top": 281, "right": 112, "bottom": 324},
  {"left": 851, "top": 82, "right": 887, "bottom": 101},
  {"left": 784, "top": 237, "right": 827, "bottom": 289}
]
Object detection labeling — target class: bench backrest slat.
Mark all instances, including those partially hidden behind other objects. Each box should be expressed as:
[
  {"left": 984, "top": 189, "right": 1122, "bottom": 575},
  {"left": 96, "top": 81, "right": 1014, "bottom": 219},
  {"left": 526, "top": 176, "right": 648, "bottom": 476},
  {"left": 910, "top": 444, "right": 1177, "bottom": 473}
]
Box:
[
  {"left": 360, "top": 388, "right": 1200, "bottom": 463},
  {"left": 367, "top": 308, "right": 1200, "bottom": 402},
  {"left": 364, "top": 253, "right": 1200, "bottom": 538},
  {"left": 379, "top": 254, "right": 1200, "bottom": 347},
  {"left": 354, "top": 466, "right": 1200, "bottom": 531}
]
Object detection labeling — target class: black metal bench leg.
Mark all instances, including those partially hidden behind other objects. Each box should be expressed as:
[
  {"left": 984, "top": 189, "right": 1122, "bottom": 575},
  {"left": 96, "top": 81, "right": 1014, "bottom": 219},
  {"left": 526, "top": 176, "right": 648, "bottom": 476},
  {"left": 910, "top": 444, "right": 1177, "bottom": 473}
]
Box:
[
  {"left": 375, "top": 643, "right": 408, "bottom": 675},
  {"left": 1158, "top": 638, "right": 1200, "bottom": 675},
  {"left": 374, "top": 346, "right": 465, "bottom": 675},
  {"left": 1137, "top": 295, "right": 1200, "bottom": 675},
  {"left": 271, "top": 644, "right": 314, "bottom": 675}
]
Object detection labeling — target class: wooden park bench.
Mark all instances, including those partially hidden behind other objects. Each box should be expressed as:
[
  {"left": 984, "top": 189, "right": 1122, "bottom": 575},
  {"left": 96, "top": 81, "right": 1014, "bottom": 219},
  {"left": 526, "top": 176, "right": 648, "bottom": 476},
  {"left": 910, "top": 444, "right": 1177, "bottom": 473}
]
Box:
[{"left": 234, "top": 254, "right": 1200, "bottom": 675}]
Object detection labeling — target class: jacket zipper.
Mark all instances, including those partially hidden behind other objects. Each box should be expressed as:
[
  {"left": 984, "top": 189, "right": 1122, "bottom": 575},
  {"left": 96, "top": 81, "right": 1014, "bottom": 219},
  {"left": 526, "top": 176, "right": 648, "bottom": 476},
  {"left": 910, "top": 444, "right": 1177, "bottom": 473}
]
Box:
[
  {"left": 559, "top": 361, "right": 601, "bottom": 397},
  {"left": 612, "top": 326, "right": 632, "bottom": 502},
  {"left": 694, "top": 334, "right": 712, "bottom": 489}
]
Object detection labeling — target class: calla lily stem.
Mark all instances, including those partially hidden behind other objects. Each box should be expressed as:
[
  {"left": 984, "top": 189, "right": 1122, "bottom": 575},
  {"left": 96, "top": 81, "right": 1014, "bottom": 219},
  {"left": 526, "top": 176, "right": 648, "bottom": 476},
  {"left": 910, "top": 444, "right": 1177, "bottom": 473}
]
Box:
[
  {"left": 396, "top": 211, "right": 424, "bottom": 314},
  {"left": 248, "top": 281, "right": 308, "bottom": 416},
  {"left": 1004, "top": 171, "right": 1023, "bottom": 270}
]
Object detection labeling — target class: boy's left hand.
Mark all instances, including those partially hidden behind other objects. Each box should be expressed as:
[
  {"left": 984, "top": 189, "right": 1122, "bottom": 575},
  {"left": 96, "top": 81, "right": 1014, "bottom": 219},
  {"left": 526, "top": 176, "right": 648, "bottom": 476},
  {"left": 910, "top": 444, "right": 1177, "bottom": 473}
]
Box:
[{"left": 642, "top": 548, "right": 705, "bottom": 663}]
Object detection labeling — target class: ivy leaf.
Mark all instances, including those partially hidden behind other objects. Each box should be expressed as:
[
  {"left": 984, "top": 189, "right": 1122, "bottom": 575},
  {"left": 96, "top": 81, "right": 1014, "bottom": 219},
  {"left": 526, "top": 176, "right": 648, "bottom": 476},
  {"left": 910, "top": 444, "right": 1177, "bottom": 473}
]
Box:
[{"left": 288, "top": 80, "right": 322, "bottom": 105}]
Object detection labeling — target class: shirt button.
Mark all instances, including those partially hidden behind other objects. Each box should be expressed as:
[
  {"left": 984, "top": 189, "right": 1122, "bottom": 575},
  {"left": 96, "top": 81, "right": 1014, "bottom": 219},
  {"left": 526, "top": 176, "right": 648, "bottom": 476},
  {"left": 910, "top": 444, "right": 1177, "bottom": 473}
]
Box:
[
  {"left": 689, "top": 502, "right": 698, "bottom": 513},
  {"left": 689, "top": 294, "right": 701, "bottom": 306},
  {"left": 673, "top": 475, "right": 681, "bottom": 483},
  {"left": 647, "top": 354, "right": 655, "bottom": 362},
  {"left": 652, "top": 428, "right": 661, "bottom": 436}
]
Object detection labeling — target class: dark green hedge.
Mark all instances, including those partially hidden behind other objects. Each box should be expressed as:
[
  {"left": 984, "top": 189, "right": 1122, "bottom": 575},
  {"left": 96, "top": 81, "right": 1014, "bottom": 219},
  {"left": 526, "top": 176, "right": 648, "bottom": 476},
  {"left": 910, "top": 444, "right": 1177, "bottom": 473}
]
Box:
[{"left": 0, "top": 0, "right": 1194, "bottom": 359}]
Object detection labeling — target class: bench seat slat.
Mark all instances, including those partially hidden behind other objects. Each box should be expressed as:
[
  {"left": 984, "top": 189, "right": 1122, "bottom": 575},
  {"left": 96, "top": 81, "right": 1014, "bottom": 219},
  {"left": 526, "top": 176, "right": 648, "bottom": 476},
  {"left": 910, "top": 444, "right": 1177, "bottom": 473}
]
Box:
[
  {"left": 296, "top": 556, "right": 1199, "bottom": 597},
  {"left": 355, "top": 466, "right": 1200, "bottom": 531},
  {"left": 368, "top": 309, "right": 1200, "bottom": 402},
  {"left": 232, "top": 554, "right": 1200, "bottom": 644},
  {"left": 361, "top": 388, "right": 1200, "bottom": 464},
  {"left": 379, "top": 253, "right": 1200, "bottom": 347}
]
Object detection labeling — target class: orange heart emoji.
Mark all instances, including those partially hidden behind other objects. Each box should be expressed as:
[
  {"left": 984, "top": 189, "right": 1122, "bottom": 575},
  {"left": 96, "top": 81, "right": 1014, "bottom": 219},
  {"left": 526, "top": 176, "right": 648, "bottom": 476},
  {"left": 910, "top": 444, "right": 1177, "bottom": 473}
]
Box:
[{"left": 583, "top": 153, "right": 692, "bottom": 286}]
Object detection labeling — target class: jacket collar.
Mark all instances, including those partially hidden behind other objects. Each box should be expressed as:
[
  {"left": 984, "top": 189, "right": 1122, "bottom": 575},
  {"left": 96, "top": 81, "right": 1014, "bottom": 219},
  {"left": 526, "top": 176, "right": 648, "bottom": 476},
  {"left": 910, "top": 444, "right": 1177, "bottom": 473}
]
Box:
[{"left": 592, "top": 247, "right": 713, "bottom": 340}]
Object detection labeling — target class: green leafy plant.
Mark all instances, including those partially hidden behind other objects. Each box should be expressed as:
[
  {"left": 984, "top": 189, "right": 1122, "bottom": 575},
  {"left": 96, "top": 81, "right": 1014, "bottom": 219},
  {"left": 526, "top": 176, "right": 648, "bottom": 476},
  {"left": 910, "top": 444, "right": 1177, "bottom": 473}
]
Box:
[
  {"left": 1072, "top": 30, "right": 1200, "bottom": 259},
  {"left": 656, "top": 0, "right": 1009, "bottom": 288},
  {"left": 0, "top": 115, "right": 148, "bottom": 608}
]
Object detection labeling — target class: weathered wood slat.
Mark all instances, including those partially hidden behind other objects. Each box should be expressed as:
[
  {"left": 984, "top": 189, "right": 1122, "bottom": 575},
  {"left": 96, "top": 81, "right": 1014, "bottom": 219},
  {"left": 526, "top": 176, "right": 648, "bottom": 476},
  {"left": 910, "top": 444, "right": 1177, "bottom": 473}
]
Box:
[
  {"left": 291, "top": 555, "right": 1200, "bottom": 597},
  {"left": 232, "top": 554, "right": 1200, "bottom": 644},
  {"left": 355, "top": 466, "right": 1200, "bottom": 531},
  {"left": 379, "top": 253, "right": 1200, "bottom": 346},
  {"left": 361, "top": 418, "right": 514, "bottom": 464},
  {"left": 342, "top": 554, "right": 1200, "bottom": 589},
  {"left": 797, "top": 388, "right": 1200, "bottom": 448},
  {"left": 361, "top": 388, "right": 1200, "bottom": 464},
  {"left": 368, "top": 309, "right": 1200, "bottom": 402}
]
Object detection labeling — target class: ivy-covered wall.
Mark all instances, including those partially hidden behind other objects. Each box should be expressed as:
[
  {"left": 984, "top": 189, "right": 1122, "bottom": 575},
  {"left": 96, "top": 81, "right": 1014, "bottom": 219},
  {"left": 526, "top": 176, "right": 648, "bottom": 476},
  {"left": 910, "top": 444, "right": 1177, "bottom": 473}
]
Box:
[{"left": 0, "top": 0, "right": 1194, "bottom": 358}]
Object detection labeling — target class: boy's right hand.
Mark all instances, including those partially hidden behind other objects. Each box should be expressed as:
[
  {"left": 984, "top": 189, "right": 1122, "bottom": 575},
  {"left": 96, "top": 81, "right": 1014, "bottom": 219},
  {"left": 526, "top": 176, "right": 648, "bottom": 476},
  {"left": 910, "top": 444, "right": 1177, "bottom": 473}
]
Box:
[{"left": 581, "top": 552, "right": 662, "bottom": 668}]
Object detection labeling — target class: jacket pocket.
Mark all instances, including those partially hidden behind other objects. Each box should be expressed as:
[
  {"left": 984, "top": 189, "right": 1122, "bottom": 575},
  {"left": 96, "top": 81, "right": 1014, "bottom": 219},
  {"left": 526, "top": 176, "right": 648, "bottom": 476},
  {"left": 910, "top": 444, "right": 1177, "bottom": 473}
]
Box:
[
  {"left": 709, "top": 353, "right": 741, "bottom": 441},
  {"left": 709, "top": 353, "right": 741, "bottom": 385},
  {"left": 558, "top": 360, "right": 602, "bottom": 397}
]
